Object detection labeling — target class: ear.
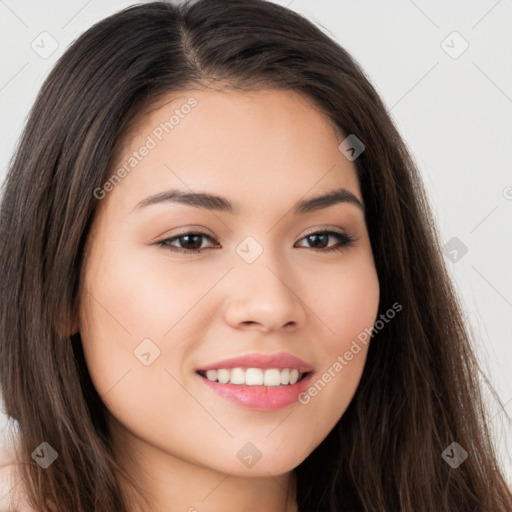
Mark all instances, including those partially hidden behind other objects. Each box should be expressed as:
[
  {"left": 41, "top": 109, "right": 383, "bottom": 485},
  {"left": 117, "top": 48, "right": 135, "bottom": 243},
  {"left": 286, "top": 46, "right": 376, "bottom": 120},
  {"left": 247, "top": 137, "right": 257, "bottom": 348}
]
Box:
[
  {"left": 69, "top": 317, "right": 80, "bottom": 337},
  {"left": 54, "top": 310, "right": 80, "bottom": 339},
  {"left": 68, "top": 299, "right": 82, "bottom": 336}
]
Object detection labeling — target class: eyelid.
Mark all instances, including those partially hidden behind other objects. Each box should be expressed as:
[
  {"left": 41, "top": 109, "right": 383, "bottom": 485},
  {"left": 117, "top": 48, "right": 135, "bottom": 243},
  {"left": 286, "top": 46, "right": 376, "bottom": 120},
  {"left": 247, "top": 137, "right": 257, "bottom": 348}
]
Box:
[
  {"left": 155, "top": 227, "right": 357, "bottom": 255},
  {"left": 301, "top": 225, "right": 347, "bottom": 237},
  {"left": 155, "top": 224, "right": 351, "bottom": 243},
  {"left": 151, "top": 224, "right": 216, "bottom": 242}
]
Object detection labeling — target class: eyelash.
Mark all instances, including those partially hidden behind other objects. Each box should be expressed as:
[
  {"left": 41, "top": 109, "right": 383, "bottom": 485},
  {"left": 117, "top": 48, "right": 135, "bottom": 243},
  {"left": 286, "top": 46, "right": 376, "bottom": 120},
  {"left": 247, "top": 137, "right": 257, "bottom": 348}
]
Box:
[{"left": 155, "top": 230, "right": 356, "bottom": 254}]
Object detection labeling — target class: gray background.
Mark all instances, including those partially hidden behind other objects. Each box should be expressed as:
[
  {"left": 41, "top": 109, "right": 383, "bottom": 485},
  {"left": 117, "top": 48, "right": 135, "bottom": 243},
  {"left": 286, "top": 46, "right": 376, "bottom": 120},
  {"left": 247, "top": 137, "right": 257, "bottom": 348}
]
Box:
[{"left": 0, "top": 0, "right": 511, "bottom": 479}]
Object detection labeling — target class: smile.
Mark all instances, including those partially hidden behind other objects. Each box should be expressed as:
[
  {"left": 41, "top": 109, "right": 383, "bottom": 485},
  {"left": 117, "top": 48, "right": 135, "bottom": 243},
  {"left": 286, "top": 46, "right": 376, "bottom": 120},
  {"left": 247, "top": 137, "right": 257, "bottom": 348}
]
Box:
[{"left": 197, "top": 367, "right": 308, "bottom": 386}]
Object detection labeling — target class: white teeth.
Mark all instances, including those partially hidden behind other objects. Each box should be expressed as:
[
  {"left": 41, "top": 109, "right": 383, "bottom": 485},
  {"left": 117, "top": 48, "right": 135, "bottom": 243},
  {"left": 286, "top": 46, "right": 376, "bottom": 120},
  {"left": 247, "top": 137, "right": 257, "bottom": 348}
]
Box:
[
  {"left": 217, "top": 369, "right": 230, "bottom": 384},
  {"left": 289, "top": 369, "right": 299, "bottom": 385},
  {"left": 206, "top": 370, "right": 218, "bottom": 381},
  {"left": 263, "top": 369, "right": 281, "bottom": 386},
  {"left": 245, "top": 368, "right": 264, "bottom": 385},
  {"left": 202, "top": 367, "right": 306, "bottom": 386},
  {"left": 230, "top": 367, "right": 245, "bottom": 385}
]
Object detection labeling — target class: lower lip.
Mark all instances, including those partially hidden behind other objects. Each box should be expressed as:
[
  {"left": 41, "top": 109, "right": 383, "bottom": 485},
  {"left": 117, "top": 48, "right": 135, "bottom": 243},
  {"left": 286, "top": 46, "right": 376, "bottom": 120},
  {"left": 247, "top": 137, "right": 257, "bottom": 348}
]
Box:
[{"left": 197, "top": 372, "right": 314, "bottom": 411}]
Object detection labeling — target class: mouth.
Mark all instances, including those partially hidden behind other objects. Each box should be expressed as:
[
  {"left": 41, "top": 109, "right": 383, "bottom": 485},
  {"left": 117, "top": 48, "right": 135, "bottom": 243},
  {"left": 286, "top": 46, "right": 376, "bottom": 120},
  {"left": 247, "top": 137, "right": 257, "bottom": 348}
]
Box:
[
  {"left": 194, "top": 351, "right": 314, "bottom": 410},
  {"left": 196, "top": 367, "right": 312, "bottom": 387},
  {"left": 195, "top": 368, "right": 314, "bottom": 411}
]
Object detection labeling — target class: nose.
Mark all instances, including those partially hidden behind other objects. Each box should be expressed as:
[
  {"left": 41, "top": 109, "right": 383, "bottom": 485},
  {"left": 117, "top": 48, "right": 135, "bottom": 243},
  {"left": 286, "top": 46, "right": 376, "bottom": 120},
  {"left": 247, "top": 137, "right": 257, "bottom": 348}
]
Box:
[{"left": 222, "top": 249, "right": 308, "bottom": 333}]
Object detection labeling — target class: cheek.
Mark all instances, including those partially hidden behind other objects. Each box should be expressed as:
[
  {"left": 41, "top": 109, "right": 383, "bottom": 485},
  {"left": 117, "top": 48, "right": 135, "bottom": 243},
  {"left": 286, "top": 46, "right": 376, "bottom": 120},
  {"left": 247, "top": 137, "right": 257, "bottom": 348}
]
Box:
[
  {"left": 294, "top": 254, "right": 379, "bottom": 437},
  {"left": 80, "top": 241, "right": 201, "bottom": 340},
  {"left": 78, "top": 240, "right": 215, "bottom": 407},
  {"left": 78, "top": 251, "right": 198, "bottom": 439},
  {"left": 78, "top": 239, "right": 168, "bottom": 404},
  {"left": 313, "top": 252, "right": 380, "bottom": 353}
]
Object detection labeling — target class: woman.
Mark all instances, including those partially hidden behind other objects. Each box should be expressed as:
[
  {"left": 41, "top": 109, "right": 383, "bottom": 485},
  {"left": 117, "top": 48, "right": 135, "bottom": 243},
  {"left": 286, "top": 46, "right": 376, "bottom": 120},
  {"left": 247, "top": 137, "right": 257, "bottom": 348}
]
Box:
[{"left": 0, "top": 1, "right": 510, "bottom": 511}]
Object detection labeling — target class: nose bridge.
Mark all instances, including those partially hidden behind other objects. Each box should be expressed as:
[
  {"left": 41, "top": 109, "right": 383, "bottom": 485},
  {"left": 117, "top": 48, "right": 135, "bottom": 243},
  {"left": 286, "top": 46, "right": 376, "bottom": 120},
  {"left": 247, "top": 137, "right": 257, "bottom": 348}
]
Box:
[
  {"left": 234, "top": 234, "right": 291, "bottom": 292},
  {"left": 222, "top": 233, "right": 307, "bottom": 330}
]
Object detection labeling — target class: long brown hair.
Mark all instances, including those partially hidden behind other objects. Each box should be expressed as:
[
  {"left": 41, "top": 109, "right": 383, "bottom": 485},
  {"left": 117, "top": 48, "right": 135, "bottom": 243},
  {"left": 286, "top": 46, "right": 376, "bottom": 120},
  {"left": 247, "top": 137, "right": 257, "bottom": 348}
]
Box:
[{"left": 1, "top": 1, "right": 510, "bottom": 510}]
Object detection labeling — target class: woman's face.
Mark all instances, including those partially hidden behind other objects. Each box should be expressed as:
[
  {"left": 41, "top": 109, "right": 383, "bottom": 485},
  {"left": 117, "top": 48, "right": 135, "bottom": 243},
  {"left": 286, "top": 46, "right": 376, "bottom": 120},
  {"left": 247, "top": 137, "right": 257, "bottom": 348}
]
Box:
[{"left": 79, "top": 88, "right": 379, "bottom": 479}]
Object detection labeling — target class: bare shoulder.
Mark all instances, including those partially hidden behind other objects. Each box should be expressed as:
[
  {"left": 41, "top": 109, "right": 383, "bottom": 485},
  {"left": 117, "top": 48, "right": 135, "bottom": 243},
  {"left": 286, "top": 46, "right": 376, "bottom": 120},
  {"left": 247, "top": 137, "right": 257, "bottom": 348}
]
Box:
[
  {"left": 0, "top": 441, "right": 38, "bottom": 512},
  {"left": 0, "top": 455, "right": 21, "bottom": 511}
]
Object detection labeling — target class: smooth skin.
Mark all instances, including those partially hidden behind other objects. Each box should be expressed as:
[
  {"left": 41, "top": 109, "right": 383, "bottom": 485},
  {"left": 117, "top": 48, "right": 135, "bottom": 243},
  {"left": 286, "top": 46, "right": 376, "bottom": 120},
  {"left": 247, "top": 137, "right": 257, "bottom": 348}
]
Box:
[{"left": 78, "top": 88, "right": 380, "bottom": 512}]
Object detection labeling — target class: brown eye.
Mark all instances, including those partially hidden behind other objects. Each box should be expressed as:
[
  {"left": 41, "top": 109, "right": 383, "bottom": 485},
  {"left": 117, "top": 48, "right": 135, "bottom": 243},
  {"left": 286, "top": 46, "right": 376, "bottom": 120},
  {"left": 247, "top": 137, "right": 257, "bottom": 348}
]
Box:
[
  {"left": 295, "top": 231, "right": 356, "bottom": 253},
  {"left": 156, "top": 230, "right": 356, "bottom": 255},
  {"left": 156, "top": 232, "right": 218, "bottom": 254}
]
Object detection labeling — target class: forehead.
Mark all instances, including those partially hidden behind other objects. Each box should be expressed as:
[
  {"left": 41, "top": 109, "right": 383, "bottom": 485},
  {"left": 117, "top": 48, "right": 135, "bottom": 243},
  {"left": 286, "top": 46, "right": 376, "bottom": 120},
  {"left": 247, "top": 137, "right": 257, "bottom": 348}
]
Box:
[{"left": 104, "top": 88, "right": 362, "bottom": 216}]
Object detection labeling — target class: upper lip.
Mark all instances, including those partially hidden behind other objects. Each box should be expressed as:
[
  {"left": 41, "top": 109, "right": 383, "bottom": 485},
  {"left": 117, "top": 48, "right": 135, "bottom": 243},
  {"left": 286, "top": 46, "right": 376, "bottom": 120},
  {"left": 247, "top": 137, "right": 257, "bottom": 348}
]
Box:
[{"left": 197, "top": 352, "right": 314, "bottom": 373}]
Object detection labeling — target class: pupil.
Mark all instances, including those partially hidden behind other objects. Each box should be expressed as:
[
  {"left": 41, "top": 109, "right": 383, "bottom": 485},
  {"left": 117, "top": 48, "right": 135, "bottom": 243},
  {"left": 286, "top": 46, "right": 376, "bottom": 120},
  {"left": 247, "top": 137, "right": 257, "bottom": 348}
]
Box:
[
  {"left": 308, "top": 234, "right": 328, "bottom": 249},
  {"left": 182, "top": 234, "right": 202, "bottom": 250}
]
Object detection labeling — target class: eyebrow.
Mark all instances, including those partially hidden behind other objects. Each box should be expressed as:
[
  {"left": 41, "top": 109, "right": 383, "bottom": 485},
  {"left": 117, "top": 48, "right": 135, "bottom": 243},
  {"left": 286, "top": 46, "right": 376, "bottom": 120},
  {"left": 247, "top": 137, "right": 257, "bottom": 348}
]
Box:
[{"left": 133, "top": 187, "right": 365, "bottom": 215}]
